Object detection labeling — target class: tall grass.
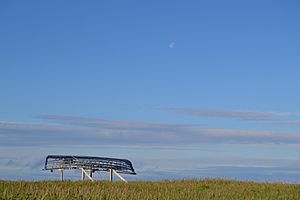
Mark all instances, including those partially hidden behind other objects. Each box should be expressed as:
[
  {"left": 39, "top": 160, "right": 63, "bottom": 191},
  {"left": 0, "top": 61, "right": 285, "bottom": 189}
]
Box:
[{"left": 1, "top": 179, "right": 300, "bottom": 199}]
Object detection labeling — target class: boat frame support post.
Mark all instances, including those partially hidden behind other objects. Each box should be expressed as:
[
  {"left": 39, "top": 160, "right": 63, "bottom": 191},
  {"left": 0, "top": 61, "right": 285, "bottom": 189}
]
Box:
[
  {"left": 80, "top": 168, "right": 94, "bottom": 182},
  {"left": 109, "top": 169, "right": 113, "bottom": 182},
  {"left": 81, "top": 169, "right": 85, "bottom": 180},
  {"left": 60, "top": 169, "right": 64, "bottom": 181},
  {"left": 112, "top": 169, "right": 128, "bottom": 183}
]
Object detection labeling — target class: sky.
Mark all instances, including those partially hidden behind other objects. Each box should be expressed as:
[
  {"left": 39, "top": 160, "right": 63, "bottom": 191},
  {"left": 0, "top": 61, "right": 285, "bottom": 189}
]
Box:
[{"left": 0, "top": 0, "right": 300, "bottom": 182}]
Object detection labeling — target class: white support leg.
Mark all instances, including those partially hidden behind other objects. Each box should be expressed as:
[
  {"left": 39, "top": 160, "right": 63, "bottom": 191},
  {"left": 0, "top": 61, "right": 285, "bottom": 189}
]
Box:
[
  {"left": 89, "top": 169, "right": 93, "bottom": 178},
  {"left": 80, "top": 168, "right": 94, "bottom": 182},
  {"left": 60, "top": 169, "right": 64, "bottom": 181},
  {"left": 112, "top": 169, "right": 128, "bottom": 183},
  {"left": 81, "top": 170, "right": 85, "bottom": 180},
  {"left": 109, "top": 169, "right": 113, "bottom": 182}
]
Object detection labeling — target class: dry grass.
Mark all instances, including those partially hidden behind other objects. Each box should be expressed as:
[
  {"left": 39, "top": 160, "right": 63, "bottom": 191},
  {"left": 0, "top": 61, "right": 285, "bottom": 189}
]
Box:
[{"left": 1, "top": 179, "right": 300, "bottom": 199}]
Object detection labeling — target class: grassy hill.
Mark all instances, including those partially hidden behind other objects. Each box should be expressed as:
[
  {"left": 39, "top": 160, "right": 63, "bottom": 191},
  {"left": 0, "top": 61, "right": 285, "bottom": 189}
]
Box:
[{"left": 1, "top": 179, "right": 300, "bottom": 199}]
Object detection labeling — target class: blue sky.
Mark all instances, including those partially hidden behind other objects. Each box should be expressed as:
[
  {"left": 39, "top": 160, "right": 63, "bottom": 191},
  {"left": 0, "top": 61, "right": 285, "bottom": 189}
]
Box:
[{"left": 0, "top": 0, "right": 300, "bottom": 182}]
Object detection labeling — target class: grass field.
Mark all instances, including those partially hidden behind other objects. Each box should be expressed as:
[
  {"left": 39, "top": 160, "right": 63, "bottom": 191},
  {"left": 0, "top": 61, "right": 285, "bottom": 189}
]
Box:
[{"left": 1, "top": 179, "right": 300, "bottom": 200}]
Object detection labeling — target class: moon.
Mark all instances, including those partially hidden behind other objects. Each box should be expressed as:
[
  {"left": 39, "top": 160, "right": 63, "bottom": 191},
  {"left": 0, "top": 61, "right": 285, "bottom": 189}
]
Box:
[{"left": 169, "top": 41, "right": 176, "bottom": 49}]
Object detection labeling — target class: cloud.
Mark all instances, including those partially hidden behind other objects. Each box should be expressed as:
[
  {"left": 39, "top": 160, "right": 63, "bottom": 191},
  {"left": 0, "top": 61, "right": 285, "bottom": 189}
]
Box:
[
  {"left": 0, "top": 118, "right": 192, "bottom": 146},
  {"left": 191, "top": 128, "right": 300, "bottom": 144},
  {"left": 0, "top": 121, "right": 111, "bottom": 146},
  {"left": 39, "top": 115, "right": 300, "bottom": 144},
  {"left": 135, "top": 156, "right": 300, "bottom": 173},
  {"left": 135, "top": 166, "right": 300, "bottom": 183},
  {"left": 1, "top": 115, "right": 299, "bottom": 146},
  {"left": 38, "top": 115, "right": 189, "bottom": 131},
  {"left": 272, "top": 120, "right": 300, "bottom": 127},
  {"left": 162, "top": 108, "right": 292, "bottom": 121}
]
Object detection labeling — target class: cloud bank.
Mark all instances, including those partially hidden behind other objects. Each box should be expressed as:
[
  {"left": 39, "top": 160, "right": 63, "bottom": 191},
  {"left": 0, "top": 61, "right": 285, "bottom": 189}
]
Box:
[
  {"left": 273, "top": 120, "right": 300, "bottom": 127},
  {"left": 163, "top": 108, "right": 292, "bottom": 121},
  {"left": 1, "top": 115, "right": 300, "bottom": 146}
]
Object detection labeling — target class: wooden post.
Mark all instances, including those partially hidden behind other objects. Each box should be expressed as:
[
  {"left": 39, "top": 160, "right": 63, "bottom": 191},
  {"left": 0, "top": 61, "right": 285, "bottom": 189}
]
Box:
[{"left": 109, "top": 169, "right": 113, "bottom": 182}]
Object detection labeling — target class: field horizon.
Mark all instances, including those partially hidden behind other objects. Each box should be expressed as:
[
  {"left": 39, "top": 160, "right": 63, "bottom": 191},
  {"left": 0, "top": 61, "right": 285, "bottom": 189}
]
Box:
[{"left": 1, "top": 179, "right": 300, "bottom": 199}]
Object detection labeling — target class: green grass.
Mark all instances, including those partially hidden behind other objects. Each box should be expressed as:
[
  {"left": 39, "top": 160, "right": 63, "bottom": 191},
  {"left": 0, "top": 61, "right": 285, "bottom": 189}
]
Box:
[{"left": 1, "top": 179, "right": 300, "bottom": 200}]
